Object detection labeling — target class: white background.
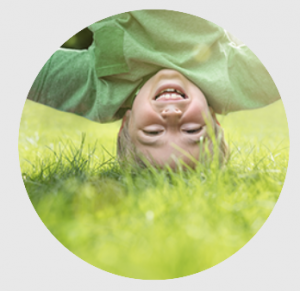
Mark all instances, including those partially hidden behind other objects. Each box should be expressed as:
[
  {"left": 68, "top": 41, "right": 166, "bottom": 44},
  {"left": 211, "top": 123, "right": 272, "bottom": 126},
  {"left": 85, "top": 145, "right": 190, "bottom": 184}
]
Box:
[{"left": 1, "top": 0, "right": 299, "bottom": 290}]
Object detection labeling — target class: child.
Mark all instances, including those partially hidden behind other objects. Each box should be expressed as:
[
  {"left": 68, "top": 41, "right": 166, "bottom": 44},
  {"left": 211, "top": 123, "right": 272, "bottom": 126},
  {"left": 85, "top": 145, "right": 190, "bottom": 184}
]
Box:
[
  {"left": 27, "top": 10, "right": 280, "bottom": 169},
  {"left": 117, "top": 68, "right": 227, "bottom": 168}
]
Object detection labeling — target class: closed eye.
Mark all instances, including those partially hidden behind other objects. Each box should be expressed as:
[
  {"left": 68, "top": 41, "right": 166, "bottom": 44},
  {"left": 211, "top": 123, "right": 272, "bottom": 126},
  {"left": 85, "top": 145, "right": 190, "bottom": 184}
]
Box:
[
  {"left": 183, "top": 128, "right": 202, "bottom": 134},
  {"left": 143, "top": 130, "right": 163, "bottom": 136}
]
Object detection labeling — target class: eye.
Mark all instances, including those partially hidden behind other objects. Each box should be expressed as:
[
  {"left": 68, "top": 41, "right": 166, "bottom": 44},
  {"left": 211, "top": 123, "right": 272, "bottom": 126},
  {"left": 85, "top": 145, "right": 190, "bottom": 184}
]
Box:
[
  {"left": 142, "top": 125, "right": 164, "bottom": 136},
  {"left": 143, "top": 130, "right": 162, "bottom": 136},
  {"left": 183, "top": 127, "right": 202, "bottom": 134}
]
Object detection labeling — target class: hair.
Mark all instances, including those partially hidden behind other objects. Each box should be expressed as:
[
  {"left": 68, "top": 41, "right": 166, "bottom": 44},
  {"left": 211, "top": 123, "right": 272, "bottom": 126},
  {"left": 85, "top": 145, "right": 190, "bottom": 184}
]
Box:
[
  {"left": 117, "top": 110, "right": 229, "bottom": 169},
  {"left": 117, "top": 114, "right": 147, "bottom": 168}
]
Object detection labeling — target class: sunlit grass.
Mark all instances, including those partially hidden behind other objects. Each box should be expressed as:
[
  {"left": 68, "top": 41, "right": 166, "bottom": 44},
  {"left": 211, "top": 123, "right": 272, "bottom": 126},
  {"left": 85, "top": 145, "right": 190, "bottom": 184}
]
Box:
[{"left": 19, "top": 100, "right": 289, "bottom": 279}]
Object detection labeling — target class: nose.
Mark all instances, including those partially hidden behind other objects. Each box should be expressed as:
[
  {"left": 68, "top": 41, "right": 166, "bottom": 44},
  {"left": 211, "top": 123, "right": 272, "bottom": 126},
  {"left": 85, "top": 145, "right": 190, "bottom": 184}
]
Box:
[{"left": 161, "top": 106, "right": 182, "bottom": 121}]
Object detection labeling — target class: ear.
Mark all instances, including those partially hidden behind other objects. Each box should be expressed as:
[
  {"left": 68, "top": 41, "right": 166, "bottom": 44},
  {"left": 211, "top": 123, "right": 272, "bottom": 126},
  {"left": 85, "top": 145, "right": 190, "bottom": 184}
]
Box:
[
  {"left": 118, "top": 110, "right": 131, "bottom": 136},
  {"left": 209, "top": 106, "right": 221, "bottom": 126}
]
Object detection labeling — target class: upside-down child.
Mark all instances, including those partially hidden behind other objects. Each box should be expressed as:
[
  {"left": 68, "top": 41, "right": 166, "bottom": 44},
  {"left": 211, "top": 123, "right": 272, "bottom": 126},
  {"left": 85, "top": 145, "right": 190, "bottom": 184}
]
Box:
[{"left": 27, "top": 10, "right": 280, "bottom": 169}]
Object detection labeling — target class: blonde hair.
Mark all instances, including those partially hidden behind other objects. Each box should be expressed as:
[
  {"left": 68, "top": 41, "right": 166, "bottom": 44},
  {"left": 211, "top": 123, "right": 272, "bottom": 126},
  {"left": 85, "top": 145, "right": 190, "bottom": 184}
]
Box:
[
  {"left": 117, "top": 110, "right": 228, "bottom": 169},
  {"left": 117, "top": 114, "right": 147, "bottom": 168}
]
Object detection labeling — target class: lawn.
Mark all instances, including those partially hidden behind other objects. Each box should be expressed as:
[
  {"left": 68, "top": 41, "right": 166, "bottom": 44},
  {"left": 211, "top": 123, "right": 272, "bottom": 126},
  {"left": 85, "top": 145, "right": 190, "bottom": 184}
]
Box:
[{"left": 19, "top": 99, "right": 289, "bottom": 279}]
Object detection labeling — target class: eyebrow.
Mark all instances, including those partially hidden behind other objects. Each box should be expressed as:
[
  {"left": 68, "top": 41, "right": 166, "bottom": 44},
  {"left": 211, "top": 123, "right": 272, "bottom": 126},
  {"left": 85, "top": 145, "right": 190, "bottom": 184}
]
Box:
[
  {"left": 137, "top": 135, "right": 200, "bottom": 147},
  {"left": 188, "top": 138, "right": 201, "bottom": 144},
  {"left": 137, "top": 137, "right": 166, "bottom": 146}
]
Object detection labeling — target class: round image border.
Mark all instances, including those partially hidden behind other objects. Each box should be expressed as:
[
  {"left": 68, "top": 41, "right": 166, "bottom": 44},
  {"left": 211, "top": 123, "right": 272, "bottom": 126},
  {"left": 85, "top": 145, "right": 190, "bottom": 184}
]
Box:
[{"left": 2, "top": 1, "right": 300, "bottom": 290}]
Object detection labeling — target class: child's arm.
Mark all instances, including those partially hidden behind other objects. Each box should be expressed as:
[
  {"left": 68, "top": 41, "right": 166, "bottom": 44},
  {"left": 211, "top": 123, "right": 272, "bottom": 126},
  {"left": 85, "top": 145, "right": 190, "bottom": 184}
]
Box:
[
  {"left": 27, "top": 45, "right": 139, "bottom": 123},
  {"left": 216, "top": 30, "right": 281, "bottom": 114},
  {"left": 27, "top": 47, "right": 104, "bottom": 121}
]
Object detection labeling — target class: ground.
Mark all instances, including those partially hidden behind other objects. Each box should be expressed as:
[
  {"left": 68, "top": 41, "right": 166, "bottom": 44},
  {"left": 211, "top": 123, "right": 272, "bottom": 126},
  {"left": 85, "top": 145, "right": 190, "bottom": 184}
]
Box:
[{"left": 18, "top": 99, "right": 289, "bottom": 279}]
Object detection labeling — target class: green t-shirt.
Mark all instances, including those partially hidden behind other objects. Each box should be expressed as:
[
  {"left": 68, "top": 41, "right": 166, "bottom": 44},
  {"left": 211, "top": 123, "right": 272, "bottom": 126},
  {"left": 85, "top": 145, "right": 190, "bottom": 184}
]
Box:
[{"left": 28, "top": 10, "right": 280, "bottom": 123}]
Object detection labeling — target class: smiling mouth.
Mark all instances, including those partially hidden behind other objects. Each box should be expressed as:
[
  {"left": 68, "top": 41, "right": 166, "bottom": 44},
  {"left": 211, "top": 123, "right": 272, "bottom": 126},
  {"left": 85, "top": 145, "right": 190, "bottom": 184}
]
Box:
[{"left": 154, "top": 88, "right": 187, "bottom": 102}]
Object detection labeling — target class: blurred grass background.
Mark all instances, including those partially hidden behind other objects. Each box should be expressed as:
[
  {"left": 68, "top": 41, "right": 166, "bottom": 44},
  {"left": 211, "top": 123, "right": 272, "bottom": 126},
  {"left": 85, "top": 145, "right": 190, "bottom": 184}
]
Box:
[
  {"left": 19, "top": 99, "right": 289, "bottom": 279},
  {"left": 18, "top": 27, "right": 289, "bottom": 279}
]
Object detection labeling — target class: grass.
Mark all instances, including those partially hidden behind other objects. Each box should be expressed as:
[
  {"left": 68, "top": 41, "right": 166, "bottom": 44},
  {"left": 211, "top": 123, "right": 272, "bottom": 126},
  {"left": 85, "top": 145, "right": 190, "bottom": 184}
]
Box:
[{"left": 19, "top": 100, "right": 289, "bottom": 279}]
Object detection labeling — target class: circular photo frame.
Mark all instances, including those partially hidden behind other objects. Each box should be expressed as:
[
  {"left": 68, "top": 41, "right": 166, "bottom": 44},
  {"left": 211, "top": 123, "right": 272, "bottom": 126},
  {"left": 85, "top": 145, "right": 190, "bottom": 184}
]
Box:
[{"left": 19, "top": 10, "right": 289, "bottom": 280}]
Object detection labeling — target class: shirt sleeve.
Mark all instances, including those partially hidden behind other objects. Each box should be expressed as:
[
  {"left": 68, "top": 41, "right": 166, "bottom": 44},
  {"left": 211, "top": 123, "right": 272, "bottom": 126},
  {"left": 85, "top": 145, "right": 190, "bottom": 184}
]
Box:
[
  {"left": 215, "top": 31, "right": 281, "bottom": 113},
  {"left": 27, "top": 46, "right": 105, "bottom": 122}
]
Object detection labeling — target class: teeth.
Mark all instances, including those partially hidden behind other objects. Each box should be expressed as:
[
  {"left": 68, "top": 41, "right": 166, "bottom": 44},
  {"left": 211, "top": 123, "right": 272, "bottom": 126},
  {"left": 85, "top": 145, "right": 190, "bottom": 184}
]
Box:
[
  {"left": 158, "top": 88, "right": 184, "bottom": 95},
  {"left": 155, "top": 88, "right": 186, "bottom": 100},
  {"left": 156, "top": 93, "right": 184, "bottom": 101},
  {"left": 158, "top": 88, "right": 175, "bottom": 94}
]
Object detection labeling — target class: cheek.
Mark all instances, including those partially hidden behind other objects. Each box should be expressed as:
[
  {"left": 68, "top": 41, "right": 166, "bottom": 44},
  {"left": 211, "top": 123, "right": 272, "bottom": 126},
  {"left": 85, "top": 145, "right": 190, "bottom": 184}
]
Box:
[
  {"left": 187, "top": 144, "right": 200, "bottom": 160},
  {"left": 185, "top": 101, "right": 208, "bottom": 123},
  {"left": 132, "top": 106, "right": 160, "bottom": 128}
]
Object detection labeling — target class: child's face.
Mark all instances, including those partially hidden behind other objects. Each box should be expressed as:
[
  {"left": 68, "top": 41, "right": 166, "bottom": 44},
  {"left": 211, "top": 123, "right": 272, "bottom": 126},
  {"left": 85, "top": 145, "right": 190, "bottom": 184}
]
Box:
[{"left": 127, "top": 69, "right": 213, "bottom": 168}]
